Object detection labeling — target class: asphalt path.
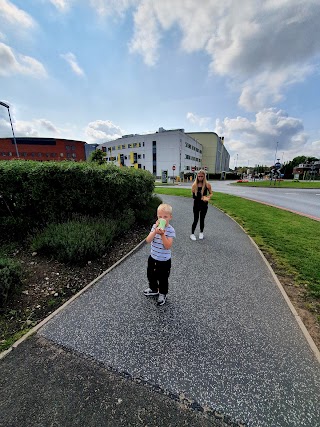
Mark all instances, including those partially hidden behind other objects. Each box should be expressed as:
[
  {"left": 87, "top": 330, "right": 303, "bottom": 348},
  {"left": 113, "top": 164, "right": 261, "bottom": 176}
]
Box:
[
  {"left": 36, "top": 195, "right": 320, "bottom": 427},
  {"left": 207, "top": 181, "right": 320, "bottom": 220}
]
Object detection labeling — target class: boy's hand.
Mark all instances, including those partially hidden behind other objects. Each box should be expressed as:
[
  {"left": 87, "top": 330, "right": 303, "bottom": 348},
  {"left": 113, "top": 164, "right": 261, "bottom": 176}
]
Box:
[{"left": 156, "top": 227, "right": 165, "bottom": 235}]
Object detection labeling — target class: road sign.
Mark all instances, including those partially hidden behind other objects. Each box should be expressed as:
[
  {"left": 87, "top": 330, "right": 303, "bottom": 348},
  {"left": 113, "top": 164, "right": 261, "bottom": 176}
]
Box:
[
  {"left": 191, "top": 166, "right": 195, "bottom": 172},
  {"left": 172, "top": 165, "right": 176, "bottom": 171},
  {"left": 204, "top": 166, "right": 208, "bottom": 170}
]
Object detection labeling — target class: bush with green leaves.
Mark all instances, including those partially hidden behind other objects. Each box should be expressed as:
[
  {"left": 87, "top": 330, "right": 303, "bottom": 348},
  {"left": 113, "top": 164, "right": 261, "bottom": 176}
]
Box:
[
  {"left": 0, "top": 258, "right": 22, "bottom": 307},
  {"left": 134, "top": 195, "right": 163, "bottom": 223},
  {"left": 31, "top": 211, "right": 135, "bottom": 264},
  {"left": 0, "top": 161, "right": 155, "bottom": 239}
]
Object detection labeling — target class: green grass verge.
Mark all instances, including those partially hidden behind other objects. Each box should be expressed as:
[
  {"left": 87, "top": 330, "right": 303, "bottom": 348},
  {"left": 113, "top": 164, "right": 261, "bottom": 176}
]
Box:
[
  {"left": 232, "top": 180, "right": 320, "bottom": 188},
  {"left": 154, "top": 187, "right": 320, "bottom": 298}
]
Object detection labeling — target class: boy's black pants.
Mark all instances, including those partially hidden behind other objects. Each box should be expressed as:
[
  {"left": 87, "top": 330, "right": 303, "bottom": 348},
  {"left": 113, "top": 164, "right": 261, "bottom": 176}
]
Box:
[{"left": 147, "top": 255, "right": 171, "bottom": 295}]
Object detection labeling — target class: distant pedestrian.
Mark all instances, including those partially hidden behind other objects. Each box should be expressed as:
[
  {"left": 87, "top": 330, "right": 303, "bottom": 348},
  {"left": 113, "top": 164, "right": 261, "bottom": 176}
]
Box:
[
  {"left": 144, "top": 203, "right": 176, "bottom": 306},
  {"left": 190, "top": 170, "right": 213, "bottom": 241}
]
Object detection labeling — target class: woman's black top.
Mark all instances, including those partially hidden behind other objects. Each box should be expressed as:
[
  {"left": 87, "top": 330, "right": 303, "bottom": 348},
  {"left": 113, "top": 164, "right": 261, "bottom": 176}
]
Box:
[{"left": 193, "top": 185, "right": 209, "bottom": 206}]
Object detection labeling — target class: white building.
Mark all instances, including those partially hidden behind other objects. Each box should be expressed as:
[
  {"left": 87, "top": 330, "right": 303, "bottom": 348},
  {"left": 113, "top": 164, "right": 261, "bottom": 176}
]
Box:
[{"left": 98, "top": 128, "right": 203, "bottom": 178}]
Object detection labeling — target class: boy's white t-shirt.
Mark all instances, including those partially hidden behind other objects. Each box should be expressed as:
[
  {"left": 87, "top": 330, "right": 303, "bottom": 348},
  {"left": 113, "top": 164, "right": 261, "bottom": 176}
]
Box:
[{"left": 150, "top": 224, "right": 175, "bottom": 261}]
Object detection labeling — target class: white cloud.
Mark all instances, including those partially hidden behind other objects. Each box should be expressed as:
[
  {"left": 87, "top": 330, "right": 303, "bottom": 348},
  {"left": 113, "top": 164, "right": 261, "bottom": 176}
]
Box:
[
  {"left": 127, "top": 0, "right": 320, "bottom": 110},
  {"left": 215, "top": 108, "right": 310, "bottom": 166},
  {"left": 129, "top": 1, "right": 161, "bottom": 66},
  {"left": 49, "top": 0, "right": 75, "bottom": 12},
  {"left": 186, "top": 112, "right": 211, "bottom": 128},
  {"left": 0, "top": 0, "right": 35, "bottom": 28},
  {"left": 0, "top": 42, "right": 47, "bottom": 77},
  {"left": 89, "top": 0, "right": 138, "bottom": 17},
  {"left": 85, "top": 120, "right": 126, "bottom": 143},
  {"left": 37, "top": 119, "right": 60, "bottom": 134},
  {"left": 60, "top": 52, "right": 85, "bottom": 77}
]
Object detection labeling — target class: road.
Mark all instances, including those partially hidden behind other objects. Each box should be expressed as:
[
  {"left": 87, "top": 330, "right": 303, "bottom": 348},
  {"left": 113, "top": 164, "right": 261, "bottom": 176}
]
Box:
[{"left": 205, "top": 181, "right": 320, "bottom": 221}]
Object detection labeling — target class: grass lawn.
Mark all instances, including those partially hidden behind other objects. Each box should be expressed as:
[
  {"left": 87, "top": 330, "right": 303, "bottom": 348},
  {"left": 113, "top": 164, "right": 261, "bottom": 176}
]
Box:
[
  {"left": 154, "top": 187, "right": 320, "bottom": 300},
  {"left": 231, "top": 180, "right": 320, "bottom": 188}
]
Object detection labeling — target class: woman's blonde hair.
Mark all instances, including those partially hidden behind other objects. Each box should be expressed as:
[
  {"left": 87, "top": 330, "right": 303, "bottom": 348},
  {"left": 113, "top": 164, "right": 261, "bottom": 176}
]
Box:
[{"left": 191, "top": 169, "right": 208, "bottom": 196}]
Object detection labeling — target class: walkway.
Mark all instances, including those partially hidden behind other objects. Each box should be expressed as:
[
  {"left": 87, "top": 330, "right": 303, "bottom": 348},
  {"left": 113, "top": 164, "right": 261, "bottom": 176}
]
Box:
[{"left": 1, "top": 195, "right": 319, "bottom": 426}]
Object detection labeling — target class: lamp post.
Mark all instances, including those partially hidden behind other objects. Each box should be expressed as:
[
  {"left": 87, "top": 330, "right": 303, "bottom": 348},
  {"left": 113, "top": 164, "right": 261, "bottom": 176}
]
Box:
[
  {"left": 220, "top": 136, "right": 224, "bottom": 179},
  {"left": 0, "top": 101, "right": 19, "bottom": 158},
  {"left": 273, "top": 141, "right": 278, "bottom": 166}
]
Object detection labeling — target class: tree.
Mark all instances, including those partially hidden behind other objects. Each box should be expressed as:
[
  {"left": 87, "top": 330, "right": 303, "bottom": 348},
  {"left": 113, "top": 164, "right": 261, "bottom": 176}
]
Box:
[{"left": 88, "top": 149, "right": 106, "bottom": 165}]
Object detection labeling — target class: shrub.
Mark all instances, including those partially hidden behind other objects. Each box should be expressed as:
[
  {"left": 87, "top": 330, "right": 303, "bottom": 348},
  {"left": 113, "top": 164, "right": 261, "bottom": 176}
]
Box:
[
  {"left": 31, "top": 212, "right": 136, "bottom": 265},
  {"left": 0, "top": 258, "right": 22, "bottom": 306},
  {"left": 135, "top": 195, "right": 163, "bottom": 224}
]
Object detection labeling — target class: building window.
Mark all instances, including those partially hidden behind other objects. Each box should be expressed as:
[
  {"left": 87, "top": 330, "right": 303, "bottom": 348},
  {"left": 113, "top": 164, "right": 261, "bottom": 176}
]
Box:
[{"left": 66, "top": 145, "right": 70, "bottom": 150}]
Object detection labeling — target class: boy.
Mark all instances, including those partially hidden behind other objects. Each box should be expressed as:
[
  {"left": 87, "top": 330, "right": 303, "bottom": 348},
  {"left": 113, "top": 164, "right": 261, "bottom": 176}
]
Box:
[{"left": 144, "top": 203, "right": 175, "bottom": 306}]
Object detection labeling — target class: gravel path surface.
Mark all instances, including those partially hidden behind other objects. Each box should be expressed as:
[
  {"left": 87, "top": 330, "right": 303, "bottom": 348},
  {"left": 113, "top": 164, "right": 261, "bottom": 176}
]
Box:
[{"left": 39, "top": 195, "right": 320, "bottom": 427}]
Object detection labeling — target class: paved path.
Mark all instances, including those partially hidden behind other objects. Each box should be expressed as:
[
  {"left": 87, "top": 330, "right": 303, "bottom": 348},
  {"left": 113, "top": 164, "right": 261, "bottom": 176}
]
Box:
[
  {"left": 1, "top": 195, "right": 319, "bottom": 426},
  {"left": 38, "top": 195, "right": 320, "bottom": 426}
]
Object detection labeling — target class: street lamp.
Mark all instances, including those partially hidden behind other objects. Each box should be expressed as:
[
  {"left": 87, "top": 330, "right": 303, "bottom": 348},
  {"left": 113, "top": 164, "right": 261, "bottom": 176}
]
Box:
[
  {"left": 220, "top": 136, "right": 224, "bottom": 179},
  {"left": 0, "top": 101, "right": 19, "bottom": 157},
  {"left": 273, "top": 141, "right": 278, "bottom": 166}
]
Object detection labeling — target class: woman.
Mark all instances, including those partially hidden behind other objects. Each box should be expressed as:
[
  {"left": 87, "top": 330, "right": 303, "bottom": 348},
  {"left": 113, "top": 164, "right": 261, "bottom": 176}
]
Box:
[{"left": 190, "top": 170, "right": 212, "bottom": 240}]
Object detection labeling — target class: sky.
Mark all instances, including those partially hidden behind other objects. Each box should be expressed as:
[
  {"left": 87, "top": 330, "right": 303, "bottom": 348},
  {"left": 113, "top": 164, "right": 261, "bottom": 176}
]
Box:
[{"left": 0, "top": 0, "right": 320, "bottom": 168}]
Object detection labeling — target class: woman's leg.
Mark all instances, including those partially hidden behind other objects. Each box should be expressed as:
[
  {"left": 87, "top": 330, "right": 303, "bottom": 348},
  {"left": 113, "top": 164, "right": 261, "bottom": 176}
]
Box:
[
  {"left": 192, "top": 204, "right": 200, "bottom": 234},
  {"left": 199, "top": 205, "right": 208, "bottom": 232}
]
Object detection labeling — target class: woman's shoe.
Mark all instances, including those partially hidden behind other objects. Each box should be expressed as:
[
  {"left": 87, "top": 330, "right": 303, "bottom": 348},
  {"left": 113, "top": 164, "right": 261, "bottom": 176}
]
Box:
[{"left": 190, "top": 234, "right": 196, "bottom": 241}]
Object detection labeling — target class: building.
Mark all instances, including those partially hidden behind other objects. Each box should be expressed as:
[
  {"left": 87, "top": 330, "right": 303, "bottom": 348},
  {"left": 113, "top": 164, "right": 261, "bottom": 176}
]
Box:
[
  {"left": 98, "top": 128, "right": 203, "bottom": 178},
  {"left": 293, "top": 160, "right": 320, "bottom": 179},
  {"left": 98, "top": 127, "right": 230, "bottom": 178},
  {"left": 0, "top": 137, "right": 87, "bottom": 161},
  {"left": 186, "top": 132, "right": 230, "bottom": 174},
  {"left": 85, "top": 143, "right": 98, "bottom": 160}
]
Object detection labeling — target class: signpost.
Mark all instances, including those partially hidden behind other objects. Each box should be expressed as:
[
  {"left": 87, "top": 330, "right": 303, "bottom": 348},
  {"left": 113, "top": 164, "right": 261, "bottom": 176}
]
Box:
[{"left": 172, "top": 164, "right": 176, "bottom": 181}]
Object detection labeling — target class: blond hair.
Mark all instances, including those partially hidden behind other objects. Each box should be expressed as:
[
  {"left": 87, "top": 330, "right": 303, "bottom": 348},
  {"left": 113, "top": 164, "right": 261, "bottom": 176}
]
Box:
[
  {"left": 191, "top": 169, "right": 209, "bottom": 196},
  {"left": 157, "top": 203, "right": 173, "bottom": 215}
]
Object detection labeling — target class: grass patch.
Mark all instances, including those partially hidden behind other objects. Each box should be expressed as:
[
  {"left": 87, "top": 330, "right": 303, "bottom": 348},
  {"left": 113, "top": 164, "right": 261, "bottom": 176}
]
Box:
[
  {"left": 154, "top": 187, "right": 320, "bottom": 298},
  {"left": 232, "top": 180, "right": 320, "bottom": 188}
]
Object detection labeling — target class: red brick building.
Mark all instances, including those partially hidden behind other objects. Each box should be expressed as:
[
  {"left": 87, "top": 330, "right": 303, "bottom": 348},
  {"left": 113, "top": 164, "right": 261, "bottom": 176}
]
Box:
[{"left": 0, "top": 137, "right": 87, "bottom": 161}]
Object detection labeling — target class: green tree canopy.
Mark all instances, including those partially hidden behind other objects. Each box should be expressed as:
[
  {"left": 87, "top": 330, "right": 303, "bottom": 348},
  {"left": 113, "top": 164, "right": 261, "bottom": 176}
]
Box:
[{"left": 88, "top": 149, "right": 106, "bottom": 165}]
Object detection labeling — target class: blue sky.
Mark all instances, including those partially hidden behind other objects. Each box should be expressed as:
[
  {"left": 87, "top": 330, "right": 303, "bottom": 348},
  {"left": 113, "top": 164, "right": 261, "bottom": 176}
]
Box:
[{"left": 0, "top": 0, "right": 320, "bottom": 168}]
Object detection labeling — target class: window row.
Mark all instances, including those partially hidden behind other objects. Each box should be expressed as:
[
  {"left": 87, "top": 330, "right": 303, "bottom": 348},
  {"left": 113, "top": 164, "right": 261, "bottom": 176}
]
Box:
[
  {"left": 185, "top": 154, "right": 201, "bottom": 162},
  {"left": 105, "top": 142, "right": 144, "bottom": 151},
  {"left": 185, "top": 142, "right": 201, "bottom": 153}
]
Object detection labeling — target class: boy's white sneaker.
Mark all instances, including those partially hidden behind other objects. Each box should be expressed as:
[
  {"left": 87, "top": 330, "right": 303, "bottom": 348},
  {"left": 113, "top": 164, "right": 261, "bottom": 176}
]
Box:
[
  {"left": 190, "top": 234, "right": 196, "bottom": 241},
  {"left": 157, "top": 293, "right": 167, "bottom": 306},
  {"left": 199, "top": 232, "right": 204, "bottom": 240},
  {"left": 144, "top": 287, "right": 159, "bottom": 296}
]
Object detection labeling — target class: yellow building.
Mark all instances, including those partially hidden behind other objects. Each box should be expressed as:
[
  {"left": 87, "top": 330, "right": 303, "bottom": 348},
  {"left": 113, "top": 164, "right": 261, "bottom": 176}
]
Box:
[{"left": 186, "top": 132, "right": 230, "bottom": 174}]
